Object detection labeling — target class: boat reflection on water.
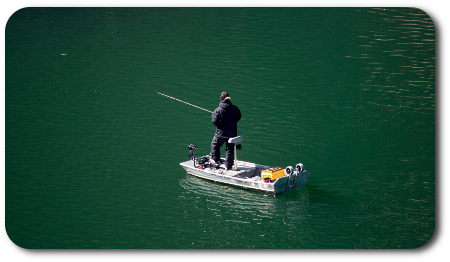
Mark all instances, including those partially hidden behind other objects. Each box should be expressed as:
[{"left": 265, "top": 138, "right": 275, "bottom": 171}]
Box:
[{"left": 179, "top": 174, "right": 311, "bottom": 222}]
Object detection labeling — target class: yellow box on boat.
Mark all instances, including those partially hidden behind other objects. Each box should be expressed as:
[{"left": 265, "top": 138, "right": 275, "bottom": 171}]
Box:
[{"left": 261, "top": 166, "right": 285, "bottom": 180}]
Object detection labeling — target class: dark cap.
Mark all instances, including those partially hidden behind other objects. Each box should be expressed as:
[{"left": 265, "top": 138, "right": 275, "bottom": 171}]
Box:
[{"left": 220, "top": 92, "right": 229, "bottom": 101}]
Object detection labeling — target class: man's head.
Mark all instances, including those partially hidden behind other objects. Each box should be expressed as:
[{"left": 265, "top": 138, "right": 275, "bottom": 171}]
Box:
[{"left": 220, "top": 92, "right": 230, "bottom": 102}]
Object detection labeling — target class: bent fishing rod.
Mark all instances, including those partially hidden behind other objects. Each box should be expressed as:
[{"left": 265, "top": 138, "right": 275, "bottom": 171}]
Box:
[{"left": 157, "top": 92, "right": 213, "bottom": 113}]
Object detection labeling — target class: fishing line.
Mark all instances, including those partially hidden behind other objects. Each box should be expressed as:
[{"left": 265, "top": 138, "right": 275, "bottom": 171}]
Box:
[{"left": 157, "top": 92, "right": 213, "bottom": 113}]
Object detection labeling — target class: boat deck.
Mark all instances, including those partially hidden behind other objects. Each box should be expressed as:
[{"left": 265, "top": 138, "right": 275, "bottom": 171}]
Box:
[
  {"left": 179, "top": 157, "right": 310, "bottom": 196},
  {"left": 181, "top": 158, "right": 268, "bottom": 177}
]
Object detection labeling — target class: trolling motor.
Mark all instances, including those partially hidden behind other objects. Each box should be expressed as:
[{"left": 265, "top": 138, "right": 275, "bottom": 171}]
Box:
[
  {"left": 188, "top": 144, "right": 197, "bottom": 161},
  {"left": 188, "top": 144, "right": 210, "bottom": 168}
]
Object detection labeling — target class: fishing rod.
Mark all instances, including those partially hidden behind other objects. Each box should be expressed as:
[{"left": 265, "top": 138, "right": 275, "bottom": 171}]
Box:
[{"left": 157, "top": 92, "right": 213, "bottom": 113}]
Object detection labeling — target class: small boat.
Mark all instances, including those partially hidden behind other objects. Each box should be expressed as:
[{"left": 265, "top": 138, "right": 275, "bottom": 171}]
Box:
[{"left": 179, "top": 136, "right": 310, "bottom": 196}]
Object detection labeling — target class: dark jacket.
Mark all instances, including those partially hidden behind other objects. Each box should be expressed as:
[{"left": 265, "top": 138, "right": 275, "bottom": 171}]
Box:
[{"left": 212, "top": 99, "right": 241, "bottom": 138}]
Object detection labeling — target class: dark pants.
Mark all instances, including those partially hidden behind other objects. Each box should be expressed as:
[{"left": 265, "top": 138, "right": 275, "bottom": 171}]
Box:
[{"left": 210, "top": 136, "right": 235, "bottom": 169}]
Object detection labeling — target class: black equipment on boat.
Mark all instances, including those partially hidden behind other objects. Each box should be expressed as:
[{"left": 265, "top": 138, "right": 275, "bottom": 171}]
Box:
[
  {"left": 188, "top": 144, "right": 211, "bottom": 168},
  {"left": 188, "top": 144, "right": 197, "bottom": 161}
]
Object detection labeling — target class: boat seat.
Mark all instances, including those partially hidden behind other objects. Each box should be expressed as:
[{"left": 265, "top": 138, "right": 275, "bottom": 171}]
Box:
[
  {"left": 227, "top": 136, "right": 243, "bottom": 171},
  {"left": 228, "top": 136, "right": 243, "bottom": 143}
]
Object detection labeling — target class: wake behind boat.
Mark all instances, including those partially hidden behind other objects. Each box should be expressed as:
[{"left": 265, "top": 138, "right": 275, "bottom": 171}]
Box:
[{"left": 179, "top": 136, "right": 310, "bottom": 196}]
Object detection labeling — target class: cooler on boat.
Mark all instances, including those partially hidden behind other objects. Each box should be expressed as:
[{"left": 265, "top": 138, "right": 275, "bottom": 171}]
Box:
[{"left": 261, "top": 166, "right": 285, "bottom": 180}]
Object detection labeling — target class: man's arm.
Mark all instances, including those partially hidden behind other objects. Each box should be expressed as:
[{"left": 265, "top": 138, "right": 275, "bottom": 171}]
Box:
[{"left": 212, "top": 109, "right": 220, "bottom": 126}]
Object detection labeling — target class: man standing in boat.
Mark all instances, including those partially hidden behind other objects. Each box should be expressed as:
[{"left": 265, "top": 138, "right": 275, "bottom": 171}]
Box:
[{"left": 210, "top": 92, "right": 241, "bottom": 170}]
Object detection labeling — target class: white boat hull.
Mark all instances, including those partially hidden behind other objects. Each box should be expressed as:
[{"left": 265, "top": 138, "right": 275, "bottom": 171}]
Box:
[{"left": 179, "top": 158, "right": 310, "bottom": 196}]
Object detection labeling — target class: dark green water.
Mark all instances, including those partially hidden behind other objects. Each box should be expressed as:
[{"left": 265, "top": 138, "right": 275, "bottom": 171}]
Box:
[{"left": 5, "top": 7, "right": 435, "bottom": 249}]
